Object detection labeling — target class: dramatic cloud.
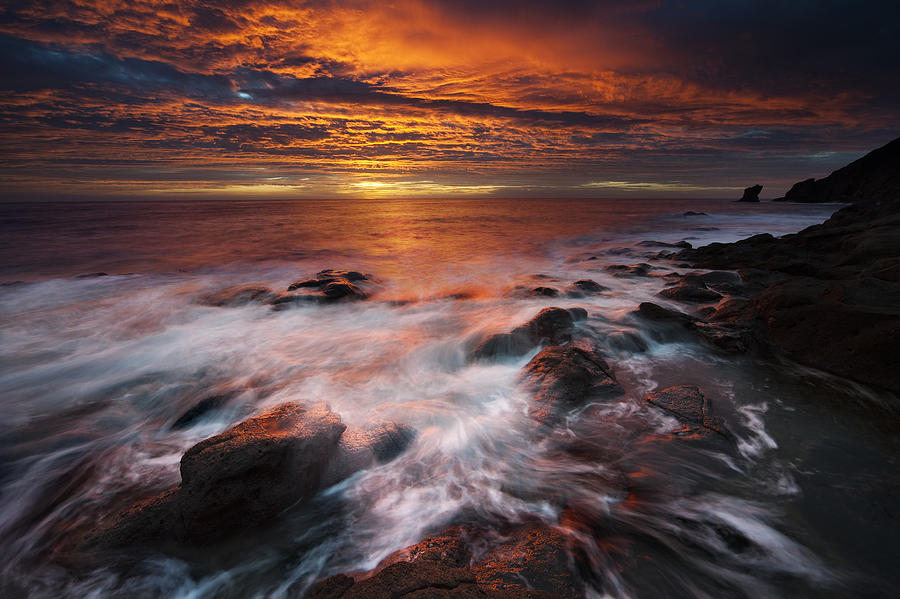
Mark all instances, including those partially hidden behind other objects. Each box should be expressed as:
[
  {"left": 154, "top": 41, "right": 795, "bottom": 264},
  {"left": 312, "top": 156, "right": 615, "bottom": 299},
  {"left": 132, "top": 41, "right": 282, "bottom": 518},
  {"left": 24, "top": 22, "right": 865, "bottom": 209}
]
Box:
[{"left": 0, "top": 0, "right": 898, "bottom": 198}]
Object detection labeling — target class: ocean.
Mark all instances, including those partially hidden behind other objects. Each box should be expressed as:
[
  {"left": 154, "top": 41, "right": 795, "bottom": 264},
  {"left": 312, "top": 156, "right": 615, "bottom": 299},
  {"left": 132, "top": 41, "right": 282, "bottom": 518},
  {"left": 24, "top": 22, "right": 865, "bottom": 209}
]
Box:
[{"left": 1, "top": 198, "right": 897, "bottom": 598}]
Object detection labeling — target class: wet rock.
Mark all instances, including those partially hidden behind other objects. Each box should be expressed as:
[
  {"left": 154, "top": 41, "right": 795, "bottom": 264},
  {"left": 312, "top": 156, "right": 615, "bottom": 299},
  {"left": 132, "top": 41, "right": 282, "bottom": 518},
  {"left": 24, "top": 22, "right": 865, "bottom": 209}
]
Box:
[
  {"left": 177, "top": 402, "right": 346, "bottom": 541},
  {"left": 201, "top": 285, "right": 278, "bottom": 307},
  {"left": 683, "top": 211, "right": 707, "bottom": 216},
  {"left": 307, "top": 525, "right": 584, "bottom": 599},
  {"left": 605, "top": 330, "right": 648, "bottom": 353},
  {"left": 658, "top": 279, "right": 723, "bottom": 304},
  {"left": 605, "top": 263, "right": 654, "bottom": 278},
  {"left": 322, "top": 420, "right": 417, "bottom": 487},
  {"left": 632, "top": 302, "right": 698, "bottom": 328},
  {"left": 471, "top": 307, "right": 584, "bottom": 361},
  {"left": 281, "top": 269, "right": 373, "bottom": 305},
  {"left": 522, "top": 344, "right": 623, "bottom": 426},
  {"left": 75, "top": 272, "right": 109, "bottom": 278},
  {"left": 692, "top": 322, "right": 755, "bottom": 354},
  {"left": 565, "top": 279, "right": 608, "bottom": 297},
  {"left": 92, "top": 403, "right": 415, "bottom": 547},
  {"left": 530, "top": 286, "right": 560, "bottom": 297},
  {"left": 675, "top": 137, "right": 900, "bottom": 394},
  {"left": 637, "top": 240, "right": 692, "bottom": 249},
  {"left": 738, "top": 184, "right": 762, "bottom": 202},
  {"left": 171, "top": 394, "right": 232, "bottom": 429},
  {"left": 645, "top": 385, "right": 729, "bottom": 437}
]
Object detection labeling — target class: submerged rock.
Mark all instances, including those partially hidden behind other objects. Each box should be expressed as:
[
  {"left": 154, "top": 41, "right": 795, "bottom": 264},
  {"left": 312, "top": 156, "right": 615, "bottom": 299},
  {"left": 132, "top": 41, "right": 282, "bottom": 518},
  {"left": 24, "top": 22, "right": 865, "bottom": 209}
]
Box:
[
  {"left": 471, "top": 307, "right": 585, "bottom": 361},
  {"left": 658, "top": 276, "right": 723, "bottom": 304},
  {"left": 201, "top": 285, "right": 278, "bottom": 307},
  {"left": 171, "top": 394, "right": 232, "bottom": 429},
  {"left": 645, "top": 385, "right": 729, "bottom": 438},
  {"left": 565, "top": 279, "right": 608, "bottom": 297},
  {"left": 278, "top": 268, "right": 374, "bottom": 307}
]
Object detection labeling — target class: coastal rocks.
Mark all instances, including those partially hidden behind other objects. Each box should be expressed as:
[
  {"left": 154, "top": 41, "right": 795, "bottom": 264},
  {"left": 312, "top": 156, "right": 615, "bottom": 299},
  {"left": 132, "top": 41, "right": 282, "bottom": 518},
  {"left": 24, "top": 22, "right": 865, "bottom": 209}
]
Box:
[
  {"left": 471, "top": 307, "right": 586, "bottom": 361},
  {"left": 201, "top": 285, "right": 277, "bottom": 307},
  {"left": 773, "top": 137, "right": 900, "bottom": 203},
  {"left": 630, "top": 302, "right": 754, "bottom": 354},
  {"left": 657, "top": 275, "right": 723, "bottom": 304},
  {"left": 738, "top": 184, "right": 762, "bottom": 202},
  {"left": 674, "top": 137, "right": 900, "bottom": 393},
  {"left": 637, "top": 240, "right": 692, "bottom": 249},
  {"left": 683, "top": 211, "right": 707, "bottom": 216},
  {"left": 177, "top": 402, "right": 345, "bottom": 540},
  {"left": 274, "top": 269, "right": 374, "bottom": 307},
  {"left": 92, "top": 403, "right": 414, "bottom": 547},
  {"left": 306, "top": 525, "right": 584, "bottom": 599},
  {"left": 565, "top": 279, "right": 608, "bottom": 297},
  {"left": 645, "top": 385, "right": 728, "bottom": 438},
  {"left": 605, "top": 263, "right": 654, "bottom": 278},
  {"left": 522, "top": 342, "right": 623, "bottom": 426}
]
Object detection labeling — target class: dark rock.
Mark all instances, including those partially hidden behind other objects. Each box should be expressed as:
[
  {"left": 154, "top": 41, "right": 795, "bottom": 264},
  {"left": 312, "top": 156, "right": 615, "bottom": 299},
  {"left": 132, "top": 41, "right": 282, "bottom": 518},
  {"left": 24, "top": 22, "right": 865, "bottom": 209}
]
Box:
[
  {"left": 307, "top": 525, "right": 584, "bottom": 599},
  {"left": 322, "top": 420, "right": 417, "bottom": 487},
  {"left": 91, "top": 403, "right": 414, "bottom": 548},
  {"left": 605, "top": 263, "right": 654, "bottom": 278},
  {"left": 632, "top": 302, "right": 697, "bottom": 328},
  {"left": 471, "top": 307, "right": 581, "bottom": 361},
  {"left": 738, "top": 184, "right": 762, "bottom": 202},
  {"left": 658, "top": 281, "right": 723, "bottom": 304},
  {"left": 645, "top": 385, "right": 729, "bottom": 437},
  {"left": 177, "top": 402, "right": 346, "bottom": 541},
  {"left": 565, "top": 279, "right": 608, "bottom": 296},
  {"left": 522, "top": 344, "right": 623, "bottom": 426},
  {"left": 692, "top": 322, "right": 755, "bottom": 354},
  {"left": 674, "top": 138, "right": 900, "bottom": 393},
  {"left": 774, "top": 137, "right": 900, "bottom": 203},
  {"left": 75, "top": 272, "right": 109, "bottom": 279},
  {"left": 171, "top": 394, "right": 231, "bottom": 429},
  {"left": 683, "top": 211, "right": 707, "bottom": 216},
  {"left": 201, "top": 285, "right": 278, "bottom": 307},
  {"left": 529, "top": 286, "right": 560, "bottom": 297},
  {"left": 637, "top": 240, "right": 692, "bottom": 249},
  {"left": 282, "top": 269, "right": 373, "bottom": 304},
  {"left": 322, "top": 280, "right": 368, "bottom": 300}
]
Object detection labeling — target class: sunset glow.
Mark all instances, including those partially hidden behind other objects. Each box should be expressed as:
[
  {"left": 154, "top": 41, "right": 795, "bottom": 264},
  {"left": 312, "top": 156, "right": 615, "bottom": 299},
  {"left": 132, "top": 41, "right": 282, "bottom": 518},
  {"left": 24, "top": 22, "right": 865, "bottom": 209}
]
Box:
[{"left": 2, "top": 1, "right": 897, "bottom": 199}]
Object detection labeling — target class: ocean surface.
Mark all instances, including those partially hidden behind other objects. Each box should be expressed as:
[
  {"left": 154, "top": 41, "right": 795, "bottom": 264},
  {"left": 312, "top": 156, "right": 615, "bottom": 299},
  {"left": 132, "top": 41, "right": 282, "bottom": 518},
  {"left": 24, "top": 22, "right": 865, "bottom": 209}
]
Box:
[{"left": 1, "top": 198, "right": 898, "bottom": 598}]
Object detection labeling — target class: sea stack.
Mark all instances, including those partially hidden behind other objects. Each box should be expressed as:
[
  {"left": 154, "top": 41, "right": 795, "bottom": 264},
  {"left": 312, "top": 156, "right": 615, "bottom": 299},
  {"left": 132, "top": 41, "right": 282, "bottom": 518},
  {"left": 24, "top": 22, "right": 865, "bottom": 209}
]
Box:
[{"left": 738, "top": 184, "right": 762, "bottom": 202}]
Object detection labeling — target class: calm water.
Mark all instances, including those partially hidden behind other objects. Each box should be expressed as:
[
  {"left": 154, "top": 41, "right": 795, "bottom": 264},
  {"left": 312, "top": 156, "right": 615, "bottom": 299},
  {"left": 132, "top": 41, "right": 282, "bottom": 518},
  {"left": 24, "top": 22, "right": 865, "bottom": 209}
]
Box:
[{"left": 1, "top": 198, "right": 897, "bottom": 598}]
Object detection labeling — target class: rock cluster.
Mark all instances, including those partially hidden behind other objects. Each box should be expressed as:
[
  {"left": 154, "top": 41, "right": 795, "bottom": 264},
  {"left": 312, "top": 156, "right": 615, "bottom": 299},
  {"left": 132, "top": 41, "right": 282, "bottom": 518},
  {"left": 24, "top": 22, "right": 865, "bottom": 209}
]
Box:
[{"left": 675, "top": 137, "right": 900, "bottom": 394}]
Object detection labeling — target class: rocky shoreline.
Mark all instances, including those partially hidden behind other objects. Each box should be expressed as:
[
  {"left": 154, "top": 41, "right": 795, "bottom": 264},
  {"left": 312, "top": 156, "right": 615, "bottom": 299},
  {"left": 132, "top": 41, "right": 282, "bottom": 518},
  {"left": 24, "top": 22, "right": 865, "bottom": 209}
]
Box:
[{"left": 29, "top": 139, "right": 899, "bottom": 597}]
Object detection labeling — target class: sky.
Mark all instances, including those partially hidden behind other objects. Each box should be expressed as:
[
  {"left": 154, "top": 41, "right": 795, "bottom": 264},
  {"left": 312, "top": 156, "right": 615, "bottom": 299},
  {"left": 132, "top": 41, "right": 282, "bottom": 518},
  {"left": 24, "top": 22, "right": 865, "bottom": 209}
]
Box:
[{"left": 1, "top": 0, "right": 898, "bottom": 200}]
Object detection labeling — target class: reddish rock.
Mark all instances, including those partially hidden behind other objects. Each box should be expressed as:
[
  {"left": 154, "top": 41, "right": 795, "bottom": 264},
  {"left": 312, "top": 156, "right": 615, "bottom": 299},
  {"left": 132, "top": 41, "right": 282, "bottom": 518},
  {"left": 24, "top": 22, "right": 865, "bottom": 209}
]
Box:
[
  {"left": 471, "top": 307, "right": 585, "bottom": 361},
  {"left": 645, "top": 385, "right": 729, "bottom": 438},
  {"left": 307, "top": 525, "right": 585, "bottom": 599},
  {"left": 523, "top": 344, "right": 623, "bottom": 426}
]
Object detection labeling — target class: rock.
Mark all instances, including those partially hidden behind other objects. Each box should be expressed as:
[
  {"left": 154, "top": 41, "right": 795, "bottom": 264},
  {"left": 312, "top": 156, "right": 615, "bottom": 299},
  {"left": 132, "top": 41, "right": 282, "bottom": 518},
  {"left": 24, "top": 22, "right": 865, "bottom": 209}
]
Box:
[
  {"left": 645, "top": 385, "right": 728, "bottom": 437},
  {"left": 683, "top": 211, "right": 707, "bottom": 216},
  {"left": 565, "top": 279, "right": 608, "bottom": 297},
  {"left": 637, "top": 240, "right": 692, "bottom": 249},
  {"left": 471, "top": 307, "right": 583, "bottom": 361},
  {"left": 177, "top": 402, "right": 346, "bottom": 541},
  {"left": 674, "top": 137, "right": 900, "bottom": 394},
  {"left": 307, "top": 525, "right": 585, "bottom": 599},
  {"left": 171, "top": 394, "right": 232, "bottom": 429},
  {"left": 281, "top": 268, "right": 373, "bottom": 305},
  {"left": 75, "top": 272, "right": 109, "bottom": 278},
  {"left": 632, "top": 302, "right": 698, "bottom": 327},
  {"left": 605, "top": 263, "right": 653, "bottom": 277},
  {"left": 774, "top": 137, "right": 900, "bottom": 203},
  {"left": 522, "top": 344, "right": 623, "bottom": 426},
  {"left": 658, "top": 280, "right": 723, "bottom": 304},
  {"left": 91, "top": 403, "right": 414, "bottom": 547},
  {"left": 738, "top": 184, "right": 762, "bottom": 202},
  {"left": 201, "top": 285, "right": 278, "bottom": 307},
  {"left": 529, "top": 286, "right": 560, "bottom": 297},
  {"left": 322, "top": 420, "right": 417, "bottom": 487}
]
